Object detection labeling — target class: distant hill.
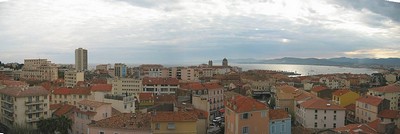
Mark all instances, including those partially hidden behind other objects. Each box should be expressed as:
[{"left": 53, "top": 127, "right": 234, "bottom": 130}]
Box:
[{"left": 230, "top": 57, "right": 400, "bottom": 67}]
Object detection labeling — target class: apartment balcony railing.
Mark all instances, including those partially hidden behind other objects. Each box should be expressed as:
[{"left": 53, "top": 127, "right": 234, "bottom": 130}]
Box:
[
  {"left": 25, "top": 100, "right": 44, "bottom": 105},
  {"left": 1, "top": 105, "right": 14, "bottom": 112},
  {"left": 25, "top": 108, "right": 44, "bottom": 114},
  {"left": 1, "top": 99, "right": 13, "bottom": 104},
  {"left": 4, "top": 114, "right": 14, "bottom": 121},
  {"left": 26, "top": 117, "right": 40, "bottom": 123}
]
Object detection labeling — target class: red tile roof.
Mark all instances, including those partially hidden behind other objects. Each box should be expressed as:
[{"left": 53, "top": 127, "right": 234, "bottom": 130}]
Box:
[
  {"left": 180, "top": 82, "right": 205, "bottom": 90},
  {"left": 78, "top": 99, "right": 111, "bottom": 108},
  {"left": 269, "top": 109, "right": 290, "bottom": 120},
  {"left": 225, "top": 95, "right": 268, "bottom": 113},
  {"left": 366, "top": 119, "right": 381, "bottom": 131},
  {"left": 344, "top": 104, "right": 356, "bottom": 112},
  {"left": 187, "top": 108, "right": 208, "bottom": 119},
  {"left": 0, "top": 80, "right": 28, "bottom": 87},
  {"left": 151, "top": 111, "right": 197, "bottom": 122},
  {"left": 332, "top": 89, "right": 351, "bottom": 96},
  {"left": 311, "top": 86, "right": 328, "bottom": 92},
  {"left": 142, "top": 77, "right": 179, "bottom": 85},
  {"left": 88, "top": 113, "right": 151, "bottom": 130},
  {"left": 378, "top": 109, "right": 400, "bottom": 119},
  {"left": 369, "top": 84, "right": 400, "bottom": 93},
  {"left": 356, "top": 95, "right": 384, "bottom": 106},
  {"left": 0, "top": 86, "right": 49, "bottom": 97},
  {"left": 50, "top": 104, "right": 63, "bottom": 110},
  {"left": 154, "top": 94, "right": 176, "bottom": 104},
  {"left": 54, "top": 104, "right": 76, "bottom": 117},
  {"left": 277, "top": 85, "right": 299, "bottom": 93},
  {"left": 300, "top": 98, "right": 345, "bottom": 110},
  {"left": 139, "top": 93, "right": 154, "bottom": 101},
  {"left": 53, "top": 87, "right": 91, "bottom": 95},
  {"left": 203, "top": 82, "right": 223, "bottom": 90},
  {"left": 90, "top": 84, "right": 112, "bottom": 92},
  {"left": 75, "top": 109, "right": 97, "bottom": 116},
  {"left": 334, "top": 124, "right": 376, "bottom": 134}
]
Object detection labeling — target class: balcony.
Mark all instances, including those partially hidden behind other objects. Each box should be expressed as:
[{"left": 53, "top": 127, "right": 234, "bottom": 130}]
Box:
[
  {"left": 25, "top": 100, "right": 44, "bottom": 105},
  {"left": 4, "top": 114, "right": 14, "bottom": 121},
  {"left": 26, "top": 117, "right": 40, "bottom": 123},
  {"left": 1, "top": 99, "right": 14, "bottom": 104},
  {"left": 25, "top": 108, "right": 44, "bottom": 114},
  {"left": 1, "top": 105, "right": 14, "bottom": 112}
]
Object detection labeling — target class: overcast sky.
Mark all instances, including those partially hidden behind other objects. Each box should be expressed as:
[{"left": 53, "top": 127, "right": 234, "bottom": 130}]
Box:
[{"left": 0, "top": 0, "right": 399, "bottom": 64}]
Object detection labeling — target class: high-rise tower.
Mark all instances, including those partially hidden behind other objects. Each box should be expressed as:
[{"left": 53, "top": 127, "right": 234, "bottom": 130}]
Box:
[{"left": 75, "top": 48, "right": 88, "bottom": 71}]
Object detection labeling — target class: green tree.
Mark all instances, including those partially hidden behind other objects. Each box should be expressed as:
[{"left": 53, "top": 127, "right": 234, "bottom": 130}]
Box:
[{"left": 38, "top": 116, "right": 72, "bottom": 134}]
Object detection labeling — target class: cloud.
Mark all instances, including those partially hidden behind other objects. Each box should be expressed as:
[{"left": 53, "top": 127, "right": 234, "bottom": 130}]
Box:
[{"left": 345, "top": 49, "right": 400, "bottom": 58}]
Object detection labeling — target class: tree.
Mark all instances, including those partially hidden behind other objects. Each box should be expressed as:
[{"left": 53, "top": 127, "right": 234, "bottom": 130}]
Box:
[{"left": 38, "top": 116, "right": 72, "bottom": 134}]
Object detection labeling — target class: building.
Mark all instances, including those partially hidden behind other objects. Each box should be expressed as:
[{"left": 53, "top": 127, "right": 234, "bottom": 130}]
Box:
[
  {"left": 75, "top": 48, "right": 88, "bottom": 71},
  {"left": 378, "top": 109, "right": 400, "bottom": 128},
  {"left": 95, "top": 64, "right": 110, "bottom": 71},
  {"left": 355, "top": 95, "right": 390, "bottom": 123},
  {"left": 295, "top": 98, "right": 345, "bottom": 130},
  {"left": 64, "top": 70, "right": 84, "bottom": 88},
  {"left": 275, "top": 85, "right": 305, "bottom": 115},
  {"left": 114, "top": 63, "right": 127, "bottom": 78},
  {"left": 310, "top": 85, "right": 332, "bottom": 99},
  {"left": 90, "top": 84, "right": 136, "bottom": 113},
  {"left": 222, "top": 58, "right": 228, "bottom": 66},
  {"left": 73, "top": 99, "right": 112, "bottom": 134},
  {"left": 151, "top": 111, "right": 198, "bottom": 134},
  {"left": 225, "top": 95, "right": 269, "bottom": 134},
  {"left": 51, "top": 87, "right": 91, "bottom": 106},
  {"left": 344, "top": 104, "right": 356, "bottom": 124},
  {"left": 88, "top": 112, "right": 151, "bottom": 134},
  {"left": 368, "top": 84, "right": 400, "bottom": 110},
  {"left": 269, "top": 109, "right": 291, "bottom": 134},
  {"left": 110, "top": 78, "right": 142, "bottom": 96},
  {"left": 0, "top": 86, "right": 50, "bottom": 128},
  {"left": 332, "top": 89, "right": 360, "bottom": 107},
  {"left": 142, "top": 77, "right": 179, "bottom": 95},
  {"left": 21, "top": 59, "right": 58, "bottom": 81}
]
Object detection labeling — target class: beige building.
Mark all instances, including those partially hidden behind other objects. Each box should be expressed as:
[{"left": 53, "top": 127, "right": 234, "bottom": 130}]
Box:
[
  {"left": 0, "top": 86, "right": 50, "bottom": 128},
  {"left": 368, "top": 84, "right": 400, "bottom": 110},
  {"left": 95, "top": 64, "right": 110, "bottom": 71},
  {"left": 110, "top": 78, "right": 142, "bottom": 96},
  {"left": 73, "top": 99, "right": 112, "bottom": 134},
  {"left": 355, "top": 95, "right": 390, "bottom": 123},
  {"left": 151, "top": 111, "right": 198, "bottom": 134},
  {"left": 21, "top": 59, "right": 58, "bottom": 81},
  {"left": 142, "top": 77, "right": 179, "bottom": 95},
  {"left": 51, "top": 87, "right": 91, "bottom": 106},
  {"left": 75, "top": 48, "right": 88, "bottom": 71},
  {"left": 64, "top": 70, "right": 84, "bottom": 88}
]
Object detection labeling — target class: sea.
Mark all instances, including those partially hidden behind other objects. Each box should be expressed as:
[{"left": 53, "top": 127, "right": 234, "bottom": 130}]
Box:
[{"left": 235, "top": 64, "right": 379, "bottom": 76}]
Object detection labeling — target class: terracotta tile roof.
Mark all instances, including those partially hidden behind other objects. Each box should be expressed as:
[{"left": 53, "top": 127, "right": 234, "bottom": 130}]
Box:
[
  {"left": 344, "top": 104, "right": 356, "bottom": 112},
  {"left": 151, "top": 111, "right": 197, "bottom": 122},
  {"left": 54, "top": 104, "right": 76, "bottom": 117},
  {"left": 75, "top": 109, "right": 97, "bottom": 116},
  {"left": 139, "top": 93, "right": 154, "bottom": 101},
  {"left": 203, "top": 82, "right": 223, "bottom": 90},
  {"left": 78, "top": 99, "right": 111, "bottom": 108},
  {"left": 142, "top": 77, "right": 179, "bottom": 85},
  {"left": 277, "top": 85, "right": 299, "bottom": 93},
  {"left": 269, "top": 109, "right": 290, "bottom": 120},
  {"left": 378, "top": 109, "right": 400, "bottom": 119},
  {"left": 225, "top": 95, "right": 268, "bottom": 113},
  {"left": 154, "top": 94, "right": 177, "bottom": 104},
  {"left": 53, "top": 87, "right": 91, "bottom": 95},
  {"left": 311, "top": 86, "right": 328, "bottom": 92},
  {"left": 366, "top": 119, "right": 381, "bottom": 131},
  {"left": 180, "top": 82, "right": 205, "bottom": 90},
  {"left": 369, "top": 84, "right": 400, "bottom": 93},
  {"left": 112, "top": 107, "right": 121, "bottom": 115},
  {"left": 187, "top": 108, "right": 208, "bottom": 119},
  {"left": 90, "top": 84, "right": 112, "bottom": 92},
  {"left": 356, "top": 95, "right": 384, "bottom": 106},
  {"left": 300, "top": 98, "right": 345, "bottom": 110},
  {"left": 50, "top": 104, "right": 63, "bottom": 110},
  {"left": 89, "top": 113, "right": 151, "bottom": 130},
  {"left": 0, "top": 80, "right": 28, "bottom": 87},
  {"left": 294, "top": 92, "right": 316, "bottom": 101},
  {"left": 332, "top": 89, "right": 351, "bottom": 96},
  {"left": 0, "top": 86, "right": 49, "bottom": 97},
  {"left": 334, "top": 124, "right": 376, "bottom": 134}
]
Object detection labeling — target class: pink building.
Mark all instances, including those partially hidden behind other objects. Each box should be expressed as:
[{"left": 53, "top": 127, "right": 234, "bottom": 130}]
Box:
[{"left": 73, "top": 100, "right": 112, "bottom": 134}]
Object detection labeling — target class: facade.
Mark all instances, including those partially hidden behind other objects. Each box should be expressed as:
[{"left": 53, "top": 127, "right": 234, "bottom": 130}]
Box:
[
  {"left": 355, "top": 95, "right": 390, "bottom": 123},
  {"left": 310, "top": 86, "right": 332, "bottom": 99},
  {"left": 88, "top": 113, "right": 151, "bottom": 134},
  {"left": 142, "top": 77, "right": 179, "bottom": 95},
  {"left": 0, "top": 86, "right": 50, "bottom": 128},
  {"left": 225, "top": 95, "right": 269, "bottom": 134},
  {"left": 90, "top": 84, "right": 136, "bottom": 113},
  {"left": 275, "top": 85, "right": 305, "bottom": 115},
  {"left": 151, "top": 111, "right": 198, "bottom": 134},
  {"left": 368, "top": 84, "right": 400, "bottom": 110},
  {"left": 64, "top": 70, "right": 84, "bottom": 88},
  {"left": 73, "top": 100, "right": 112, "bottom": 134},
  {"left": 295, "top": 98, "right": 346, "bottom": 130},
  {"left": 269, "top": 109, "right": 291, "bottom": 134},
  {"left": 111, "top": 78, "right": 142, "bottom": 96},
  {"left": 222, "top": 58, "right": 228, "bottom": 66},
  {"left": 344, "top": 104, "right": 356, "bottom": 124},
  {"left": 378, "top": 109, "right": 400, "bottom": 128},
  {"left": 114, "top": 63, "right": 127, "bottom": 78},
  {"left": 51, "top": 87, "right": 91, "bottom": 106},
  {"left": 95, "top": 64, "right": 110, "bottom": 71},
  {"left": 21, "top": 59, "right": 58, "bottom": 81},
  {"left": 332, "top": 89, "right": 360, "bottom": 107},
  {"left": 75, "top": 48, "right": 88, "bottom": 71}
]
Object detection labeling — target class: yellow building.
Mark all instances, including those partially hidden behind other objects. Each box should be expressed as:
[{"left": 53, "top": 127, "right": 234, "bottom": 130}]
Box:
[
  {"left": 332, "top": 89, "right": 360, "bottom": 107},
  {"left": 151, "top": 111, "right": 197, "bottom": 134}
]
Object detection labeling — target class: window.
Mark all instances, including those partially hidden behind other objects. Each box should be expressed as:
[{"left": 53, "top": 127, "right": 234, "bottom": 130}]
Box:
[
  {"left": 284, "top": 108, "right": 289, "bottom": 112},
  {"left": 333, "top": 123, "right": 336, "bottom": 128},
  {"left": 334, "top": 110, "right": 336, "bottom": 114},
  {"left": 315, "top": 110, "right": 318, "bottom": 113},
  {"left": 99, "top": 132, "right": 104, "bottom": 134},
  {"left": 334, "top": 115, "right": 336, "bottom": 120},
  {"left": 272, "top": 126, "right": 275, "bottom": 133},
  {"left": 315, "top": 114, "right": 317, "bottom": 119},
  {"left": 324, "top": 116, "right": 326, "bottom": 120},
  {"left": 241, "top": 113, "right": 249, "bottom": 119},
  {"left": 324, "top": 110, "right": 326, "bottom": 113},
  {"left": 242, "top": 126, "right": 249, "bottom": 134},
  {"left": 314, "top": 122, "right": 318, "bottom": 128},
  {"left": 261, "top": 111, "right": 267, "bottom": 117},
  {"left": 324, "top": 124, "right": 326, "bottom": 128},
  {"left": 155, "top": 123, "right": 160, "bottom": 130},
  {"left": 167, "top": 123, "right": 175, "bottom": 130},
  {"left": 281, "top": 124, "right": 285, "bottom": 132}
]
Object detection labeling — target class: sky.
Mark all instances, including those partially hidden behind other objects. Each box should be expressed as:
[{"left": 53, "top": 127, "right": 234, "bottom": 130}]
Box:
[{"left": 0, "top": 0, "right": 399, "bottom": 64}]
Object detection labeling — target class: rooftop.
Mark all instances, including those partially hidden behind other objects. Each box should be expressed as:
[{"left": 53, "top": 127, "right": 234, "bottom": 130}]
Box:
[
  {"left": 369, "top": 84, "right": 400, "bottom": 93},
  {"left": 90, "top": 84, "right": 112, "bottom": 92},
  {"left": 151, "top": 111, "right": 197, "bottom": 122},
  {"left": 0, "top": 86, "right": 49, "bottom": 97},
  {"left": 180, "top": 82, "right": 205, "bottom": 90},
  {"left": 269, "top": 109, "right": 290, "bottom": 120},
  {"left": 53, "top": 104, "right": 76, "bottom": 117},
  {"left": 225, "top": 95, "right": 268, "bottom": 113},
  {"left": 356, "top": 95, "right": 384, "bottom": 106},
  {"left": 332, "top": 89, "right": 351, "bottom": 96},
  {"left": 344, "top": 104, "right": 356, "bottom": 112},
  {"left": 78, "top": 99, "right": 111, "bottom": 108},
  {"left": 138, "top": 93, "right": 154, "bottom": 101},
  {"left": 89, "top": 113, "right": 151, "bottom": 131},
  {"left": 299, "top": 98, "right": 345, "bottom": 110},
  {"left": 311, "top": 86, "right": 328, "bottom": 92},
  {"left": 53, "top": 87, "right": 91, "bottom": 95},
  {"left": 142, "top": 77, "right": 179, "bottom": 85},
  {"left": 334, "top": 124, "right": 376, "bottom": 134},
  {"left": 378, "top": 109, "right": 400, "bottom": 119}
]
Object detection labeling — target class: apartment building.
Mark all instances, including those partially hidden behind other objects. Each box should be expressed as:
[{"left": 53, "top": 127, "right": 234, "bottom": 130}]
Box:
[
  {"left": 64, "top": 70, "right": 84, "bottom": 88},
  {"left": 275, "top": 85, "right": 305, "bottom": 115},
  {"left": 332, "top": 89, "right": 360, "bottom": 107},
  {"left": 51, "top": 87, "right": 91, "bottom": 106},
  {"left": 75, "top": 48, "right": 88, "bottom": 71},
  {"left": 142, "top": 77, "right": 179, "bottom": 95},
  {"left": 0, "top": 86, "right": 50, "bottom": 128},
  {"left": 311, "top": 86, "right": 332, "bottom": 99},
  {"left": 368, "top": 84, "right": 400, "bottom": 110},
  {"left": 225, "top": 95, "right": 269, "bottom": 134},
  {"left": 73, "top": 99, "right": 112, "bottom": 134},
  {"left": 88, "top": 113, "right": 151, "bottom": 134},
  {"left": 21, "top": 59, "right": 58, "bottom": 81},
  {"left": 95, "top": 64, "right": 110, "bottom": 71},
  {"left": 90, "top": 84, "right": 136, "bottom": 113},
  {"left": 114, "top": 63, "right": 127, "bottom": 78},
  {"left": 111, "top": 78, "right": 142, "bottom": 96},
  {"left": 151, "top": 111, "right": 198, "bottom": 134},
  {"left": 269, "top": 109, "right": 291, "bottom": 134},
  {"left": 295, "top": 98, "right": 345, "bottom": 130},
  {"left": 355, "top": 95, "right": 390, "bottom": 123}
]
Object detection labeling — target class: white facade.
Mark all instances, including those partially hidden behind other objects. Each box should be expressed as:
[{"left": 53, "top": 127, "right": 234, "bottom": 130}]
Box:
[
  {"left": 110, "top": 78, "right": 142, "bottom": 96},
  {"left": 296, "top": 108, "right": 345, "bottom": 129}
]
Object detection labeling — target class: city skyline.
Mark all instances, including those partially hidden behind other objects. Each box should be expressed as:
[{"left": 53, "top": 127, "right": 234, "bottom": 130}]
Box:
[{"left": 0, "top": 0, "right": 399, "bottom": 64}]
